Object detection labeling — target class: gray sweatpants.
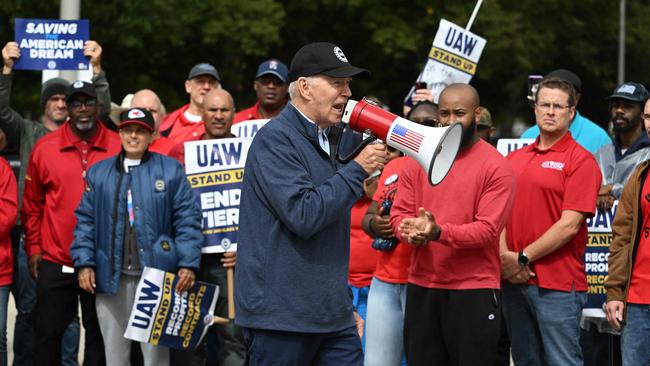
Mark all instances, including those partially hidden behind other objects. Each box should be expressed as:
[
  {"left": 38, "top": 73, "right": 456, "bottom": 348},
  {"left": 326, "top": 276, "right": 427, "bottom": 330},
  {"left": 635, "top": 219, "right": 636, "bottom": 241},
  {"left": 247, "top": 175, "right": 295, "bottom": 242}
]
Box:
[{"left": 95, "top": 274, "right": 170, "bottom": 366}]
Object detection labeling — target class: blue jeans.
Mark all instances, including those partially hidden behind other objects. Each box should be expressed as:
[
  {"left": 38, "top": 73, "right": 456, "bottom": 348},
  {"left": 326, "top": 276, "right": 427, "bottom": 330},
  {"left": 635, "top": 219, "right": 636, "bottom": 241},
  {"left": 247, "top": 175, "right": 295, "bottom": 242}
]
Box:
[
  {"left": 0, "top": 285, "right": 9, "bottom": 366},
  {"left": 621, "top": 304, "right": 650, "bottom": 366},
  {"left": 502, "top": 283, "right": 587, "bottom": 366},
  {"left": 364, "top": 277, "right": 407, "bottom": 366},
  {"left": 11, "top": 237, "right": 80, "bottom": 366},
  {"left": 349, "top": 284, "right": 369, "bottom": 351}
]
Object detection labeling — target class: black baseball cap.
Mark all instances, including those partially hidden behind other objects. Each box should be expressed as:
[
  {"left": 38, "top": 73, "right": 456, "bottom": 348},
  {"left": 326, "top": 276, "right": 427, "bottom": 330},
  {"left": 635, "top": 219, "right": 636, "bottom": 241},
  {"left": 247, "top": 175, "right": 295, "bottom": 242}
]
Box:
[
  {"left": 608, "top": 82, "right": 650, "bottom": 103},
  {"left": 288, "top": 42, "right": 369, "bottom": 83},
  {"left": 65, "top": 80, "right": 97, "bottom": 102},
  {"left": 119, "top": 108, "right": 155, "bottom": 132},
  {"left": 188, "top": 63, "right": 220, "bottom": 81},
  {"left": 546, "top": 69, "right": 581, "bottom": 93}
]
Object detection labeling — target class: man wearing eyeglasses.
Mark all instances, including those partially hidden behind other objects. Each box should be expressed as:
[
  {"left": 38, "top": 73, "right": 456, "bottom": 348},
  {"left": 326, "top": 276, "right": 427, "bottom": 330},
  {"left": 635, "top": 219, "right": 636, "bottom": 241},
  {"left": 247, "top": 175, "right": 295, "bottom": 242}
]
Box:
[
  {"left": 233, "top": 59, "right": 289, "bottom": 123},
  {"left": 22, "top": 81, "right": 120, "bottom": 365},
  {"left": 500, "top": 78, "right": 602, "bottom": 365}
]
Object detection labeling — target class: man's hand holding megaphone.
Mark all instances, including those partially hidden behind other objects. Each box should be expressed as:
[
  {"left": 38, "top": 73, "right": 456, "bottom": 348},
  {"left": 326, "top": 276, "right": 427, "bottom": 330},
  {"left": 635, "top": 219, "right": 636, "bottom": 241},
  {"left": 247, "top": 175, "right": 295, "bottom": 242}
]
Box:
[
  {"left": 353, "top": 143, "right": 388, "bottom": 175},
  {"left": 399, "top": 207, "right": 442, "bottom": 246}
]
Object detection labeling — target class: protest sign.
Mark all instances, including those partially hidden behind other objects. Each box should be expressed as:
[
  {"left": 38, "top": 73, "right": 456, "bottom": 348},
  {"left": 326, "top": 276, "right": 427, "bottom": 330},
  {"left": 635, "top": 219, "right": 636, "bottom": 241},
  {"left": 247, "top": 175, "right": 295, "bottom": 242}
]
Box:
[
  {"left": 231, "top": 119, "right": 269, "bottom": 139},
  {"left": 14, "top": 18, "right": 90, "bottom": 71},
  {"left": 583, "top": 202, "right": 617, "bottom": 318},
  {"left": 185, "top": 137, "right": 252, "bottom": 253},
  {"left": 405, "top": 19, "right": 487, "bottom": 104},
  {"left": 125, "top": 267, "right": 218, "bottom": 350},
  {"left": 496, "top": 138, "right": 535, "bottom": 157}
]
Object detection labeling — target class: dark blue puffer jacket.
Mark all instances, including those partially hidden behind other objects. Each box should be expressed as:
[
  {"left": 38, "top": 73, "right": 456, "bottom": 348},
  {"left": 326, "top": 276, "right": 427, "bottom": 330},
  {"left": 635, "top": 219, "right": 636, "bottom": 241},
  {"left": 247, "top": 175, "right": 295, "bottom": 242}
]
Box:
[{"left": 71, "top": 150, "right": 203, "bottom": 295}]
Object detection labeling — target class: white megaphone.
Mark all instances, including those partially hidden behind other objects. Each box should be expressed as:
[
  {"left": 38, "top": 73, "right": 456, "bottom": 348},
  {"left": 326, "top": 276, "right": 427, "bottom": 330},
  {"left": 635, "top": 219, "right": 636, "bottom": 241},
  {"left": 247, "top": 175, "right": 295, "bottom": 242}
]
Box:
[{"left": 339, "top": 98, "right": 463, "bottom": 186}]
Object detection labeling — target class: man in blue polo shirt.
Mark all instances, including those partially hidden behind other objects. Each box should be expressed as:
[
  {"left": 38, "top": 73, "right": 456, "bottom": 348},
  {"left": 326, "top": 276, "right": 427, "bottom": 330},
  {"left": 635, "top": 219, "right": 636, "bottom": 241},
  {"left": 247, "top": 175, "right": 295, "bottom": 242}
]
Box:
[{"left": 521, "top": 69, "right": 610, "bottom": 154}]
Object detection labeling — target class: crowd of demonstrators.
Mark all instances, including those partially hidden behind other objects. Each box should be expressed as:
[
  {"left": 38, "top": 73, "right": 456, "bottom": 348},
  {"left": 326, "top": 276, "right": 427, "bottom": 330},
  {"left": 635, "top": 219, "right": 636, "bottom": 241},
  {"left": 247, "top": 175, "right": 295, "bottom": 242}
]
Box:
[
  {"left": 160, "top": 63, "right": 221, "bottom": 144},
  {"left": 501, "top": 78, "right": 602, "bottom": 365},
  {"left": 170, "top": 88, "right": 246, "bottom": 366},
  {"left": 5, "top": 30, "right": 650, "bottom": 366},
  {"left": 233, "top": 59, "right": 289, "bottom": 123},
  {"left": 70, "top": 108, "right": 203, "bottom": 365}
]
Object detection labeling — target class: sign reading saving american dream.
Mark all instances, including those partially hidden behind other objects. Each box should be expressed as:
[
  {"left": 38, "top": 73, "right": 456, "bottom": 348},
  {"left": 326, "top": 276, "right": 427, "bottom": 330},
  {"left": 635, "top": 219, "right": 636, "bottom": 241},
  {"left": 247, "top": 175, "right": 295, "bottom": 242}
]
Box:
[
  {"left": 184, "top": 137, "right": 252, "bottom": 253},
  {"left": 125, "top": 267, "right": 218, "bottom": 350},
  {"left": 498, "top": 138, "right": 613, "bottom": 318},
  {"left": 405, "top": 19, "right": 487, "bottom": 104},
  {"left": 230, "top": 119, "right": 269, "bottom": 139},
  {"left": 14, "top": 18, "right": 90, "bottom": 71}
]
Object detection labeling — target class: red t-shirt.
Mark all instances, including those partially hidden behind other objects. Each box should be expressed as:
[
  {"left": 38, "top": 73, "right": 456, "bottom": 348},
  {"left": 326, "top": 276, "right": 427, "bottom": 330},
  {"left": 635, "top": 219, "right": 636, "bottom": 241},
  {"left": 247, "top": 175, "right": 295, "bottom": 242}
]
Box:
[
  {"left": 372, "top": 157, "right": 411, "bottom": 284},
  {"left": 506, "top": 132, "right": 601, "bottom": 292},
  {"left": 162, "top": 104, "right": 205, "bottom": 144},
  {"left": 233, "top": 102, "right": 261, "bottom": 124},
  {"left": 391, "top": 140, "right": 516, "bottom": 290},
  {"left": 149, "top": 136, "right": 175, "bottom": 156},
  {"left": 627, "top": 175, "right": 650, "bottom": 304},
  {"left": 348, "top": 197, "right": 379, "bottom": 287}
]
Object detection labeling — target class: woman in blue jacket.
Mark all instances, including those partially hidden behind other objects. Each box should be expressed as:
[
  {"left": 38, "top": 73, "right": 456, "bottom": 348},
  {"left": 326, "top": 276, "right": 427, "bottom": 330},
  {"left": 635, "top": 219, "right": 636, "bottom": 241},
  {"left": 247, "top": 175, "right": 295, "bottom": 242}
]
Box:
[{"left": 71, "top": 108, "right": 202, "bottom": 366}]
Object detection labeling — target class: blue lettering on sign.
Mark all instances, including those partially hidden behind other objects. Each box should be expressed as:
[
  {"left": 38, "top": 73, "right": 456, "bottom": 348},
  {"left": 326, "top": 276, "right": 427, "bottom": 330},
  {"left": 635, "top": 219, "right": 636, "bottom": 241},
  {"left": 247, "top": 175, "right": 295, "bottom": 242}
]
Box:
[
  {"left": 131, "top": 279, "right": 160, "bottom": 329},
  {"left": 587, "top": 203, "right": 618, "bottom": 230},
  {"left": 444, "top": 28, "right": 478, "bottom": 57},
  {"left": 196, "top": 143, "right": 243, "bottom": 167}
]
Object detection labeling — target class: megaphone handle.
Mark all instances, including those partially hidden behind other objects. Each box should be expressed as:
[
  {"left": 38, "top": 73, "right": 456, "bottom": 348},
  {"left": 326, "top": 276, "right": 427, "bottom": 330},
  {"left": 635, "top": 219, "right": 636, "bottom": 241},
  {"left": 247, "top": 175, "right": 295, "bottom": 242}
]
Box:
[{"left": 336, "top": 135, "right": 377, "bottom": 164}]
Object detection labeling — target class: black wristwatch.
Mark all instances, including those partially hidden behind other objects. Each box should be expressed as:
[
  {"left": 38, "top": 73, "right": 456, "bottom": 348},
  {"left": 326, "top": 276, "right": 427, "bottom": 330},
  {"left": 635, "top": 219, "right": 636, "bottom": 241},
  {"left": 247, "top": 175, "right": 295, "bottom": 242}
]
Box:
[{"left": 518, "top": 250, "right": 530, "bottom": 267}]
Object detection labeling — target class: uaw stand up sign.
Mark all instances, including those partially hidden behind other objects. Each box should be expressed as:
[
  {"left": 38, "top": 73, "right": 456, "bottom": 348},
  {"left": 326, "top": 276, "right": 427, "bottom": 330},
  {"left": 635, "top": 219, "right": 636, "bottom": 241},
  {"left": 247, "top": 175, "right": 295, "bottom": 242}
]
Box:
[{"left": 584, "top": 202, "right": 617, "bottom": 318}]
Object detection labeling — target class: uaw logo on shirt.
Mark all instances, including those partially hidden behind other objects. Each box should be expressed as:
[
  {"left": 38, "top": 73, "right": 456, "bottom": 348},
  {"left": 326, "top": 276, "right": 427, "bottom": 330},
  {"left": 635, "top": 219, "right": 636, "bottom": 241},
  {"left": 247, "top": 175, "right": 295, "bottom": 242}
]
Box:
[
  {"left": 128, "top": 108, "right": 145, "bottom": 119},
  {"left": 154, "top": 179, "right": 165, "bottom": 192},
  {"left": 333, "top": 46, "right": 348, "bottom": 63},
  {"left": 541, "top": 160, "right": 565, "bottom": 171}
]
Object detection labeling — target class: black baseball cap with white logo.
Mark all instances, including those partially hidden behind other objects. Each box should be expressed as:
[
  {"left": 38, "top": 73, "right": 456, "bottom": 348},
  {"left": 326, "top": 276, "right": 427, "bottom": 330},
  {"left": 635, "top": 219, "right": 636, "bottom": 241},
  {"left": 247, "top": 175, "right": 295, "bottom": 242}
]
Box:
[
  {"left": 65, "top": 80, "right": 97, "bottom": 102},
  {"left": 607, "top": 82, "right": 650, "bottom": 103},
  {"left": 288, "top": 42, "right": 369, "bottom": 83},
  {"left": 119, "top": 108, "right": 155, "bottom": 132}
]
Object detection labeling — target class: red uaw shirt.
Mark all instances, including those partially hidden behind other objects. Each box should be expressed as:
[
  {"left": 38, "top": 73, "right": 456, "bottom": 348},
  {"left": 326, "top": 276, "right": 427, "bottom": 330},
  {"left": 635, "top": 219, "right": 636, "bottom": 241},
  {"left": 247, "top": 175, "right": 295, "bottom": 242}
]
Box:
[
  {"left": 21, "top": 121, "right": 120, "bottom": 267},
  {"left": 161, "top": 104, "right": 205, "bottom": 144},
  {"left": 0, "top": 158, "right": 17, "bottom": 286},
  {"left": 627, "top": 175, "right": 650, "bottom": 304},
  {"left": 148, "top": 136, "right": 175, "bottom": 156},
  {"left": 372, "top": 157, "right": 412, "bottom": 284},
  {"left": 348, "top": 197, "right": 379, "bottom": 288},
  {"left": 233, "top": 102, "right": 262, "bottom": 124},
  {"left": 391, "top": 140, "right": 516, "bottom": 290},
  {"left": 506, "top": 132, "right": 601, "bottom": 292}
]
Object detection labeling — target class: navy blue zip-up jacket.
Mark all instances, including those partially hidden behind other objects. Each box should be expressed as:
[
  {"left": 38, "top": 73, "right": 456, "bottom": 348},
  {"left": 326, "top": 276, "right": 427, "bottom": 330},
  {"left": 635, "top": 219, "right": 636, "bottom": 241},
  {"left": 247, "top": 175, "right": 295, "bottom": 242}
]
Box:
[
  {"left": 235, "top": 103, "right": 369, "bottom": 333},
  {"left": 71, "top": 151, "right": 203, "bottom": 295}
]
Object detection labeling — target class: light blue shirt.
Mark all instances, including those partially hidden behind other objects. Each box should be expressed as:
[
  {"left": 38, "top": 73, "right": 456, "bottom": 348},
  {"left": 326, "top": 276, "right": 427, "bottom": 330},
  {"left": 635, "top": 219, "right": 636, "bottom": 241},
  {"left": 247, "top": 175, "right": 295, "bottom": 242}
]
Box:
[
  {"left": 292, "top": 103, "right": 331, "bottom": 156},
  {"left": 520, "top": 111, "right": 611, "bottom": 154}
]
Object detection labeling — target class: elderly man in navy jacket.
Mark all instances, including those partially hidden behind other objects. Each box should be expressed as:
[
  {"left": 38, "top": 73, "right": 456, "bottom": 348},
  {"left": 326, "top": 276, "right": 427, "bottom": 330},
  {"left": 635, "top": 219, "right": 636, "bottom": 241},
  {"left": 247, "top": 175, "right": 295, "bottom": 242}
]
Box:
[
  {"left": 235, "top": 42, "right": 388, "bottom": 365},
  {"left": 71, "top": 108, "right": 203, "bottom": 366}
]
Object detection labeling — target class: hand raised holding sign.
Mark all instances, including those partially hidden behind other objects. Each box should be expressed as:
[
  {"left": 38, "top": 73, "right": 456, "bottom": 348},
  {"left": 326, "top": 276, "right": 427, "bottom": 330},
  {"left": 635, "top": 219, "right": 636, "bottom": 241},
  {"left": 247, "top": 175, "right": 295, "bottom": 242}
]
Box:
[
  {"left": 2, "top": 42, "right": 20, "bottom": 75},
  {"left": 83, "top": 40, "right": 102, "bottom": 75}
]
